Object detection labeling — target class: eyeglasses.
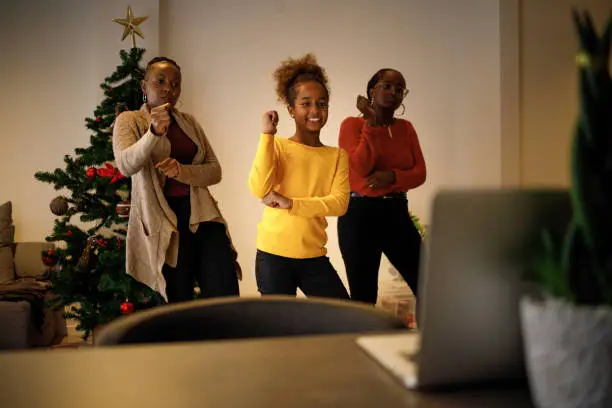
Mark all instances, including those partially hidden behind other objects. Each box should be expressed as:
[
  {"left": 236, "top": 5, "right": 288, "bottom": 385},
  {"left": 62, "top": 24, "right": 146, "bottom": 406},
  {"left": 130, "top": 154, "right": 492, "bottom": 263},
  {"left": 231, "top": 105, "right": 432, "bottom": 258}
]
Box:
[{"left": 375, "top": 82, "right": 409, "bottom": 99}]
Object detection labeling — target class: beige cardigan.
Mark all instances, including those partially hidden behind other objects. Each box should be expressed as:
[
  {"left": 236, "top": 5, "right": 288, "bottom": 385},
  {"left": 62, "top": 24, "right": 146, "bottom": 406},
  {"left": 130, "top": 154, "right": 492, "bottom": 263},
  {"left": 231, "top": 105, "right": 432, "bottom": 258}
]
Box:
[{"left": 112, "top": 104, "right": 240, "bottom": 300}]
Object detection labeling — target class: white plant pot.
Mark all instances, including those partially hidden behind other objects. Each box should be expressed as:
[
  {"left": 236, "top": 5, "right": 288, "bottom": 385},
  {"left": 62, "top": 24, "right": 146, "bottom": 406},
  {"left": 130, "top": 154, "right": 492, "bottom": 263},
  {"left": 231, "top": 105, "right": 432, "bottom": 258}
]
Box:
[{"left": 520, "top": 296, "right": 612, "bottom": 408}]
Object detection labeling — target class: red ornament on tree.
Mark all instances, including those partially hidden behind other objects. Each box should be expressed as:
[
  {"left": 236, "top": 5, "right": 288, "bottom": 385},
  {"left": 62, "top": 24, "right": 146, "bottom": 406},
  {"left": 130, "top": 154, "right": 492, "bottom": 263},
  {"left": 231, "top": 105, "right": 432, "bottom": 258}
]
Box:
[
  {"left": 96, "top": 163, "right": 124, "bottom": 183},
  {"left": 42, "top": 256, "right": 54, "bottom": 266},
  {"left": 95, "top": 116, "right": 101, "bottom": 123},
  {"left": 95, "top": 238, "right": 108, "bottom": 248},
  {"left": 65, "top": 230, "right": 73, "bottom": 237},
  {"left": 97, "top": 163, "right": 113, "bottom": 178},
  {"left": 120, "top": 301, "right": 134, "bottom": 315},
  {"left": 86, "top": 167, "right": 96, "bottom": 180},
  {"left": 110, "top": 171, "right": 125, "bottom": 184},
  {"left": 116, "top": 201, "right": 130, "bottom": 218}
]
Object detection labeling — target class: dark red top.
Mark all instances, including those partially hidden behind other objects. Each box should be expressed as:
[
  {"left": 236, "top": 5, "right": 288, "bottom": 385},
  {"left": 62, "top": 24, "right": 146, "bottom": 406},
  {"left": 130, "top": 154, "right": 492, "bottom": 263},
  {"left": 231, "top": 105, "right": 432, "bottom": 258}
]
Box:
[
  {"left": 164, "top": 120, "right": 197, "bottom": 197},
  {"left": 338, "top": 117, "right": 426, "bottom": 197}
]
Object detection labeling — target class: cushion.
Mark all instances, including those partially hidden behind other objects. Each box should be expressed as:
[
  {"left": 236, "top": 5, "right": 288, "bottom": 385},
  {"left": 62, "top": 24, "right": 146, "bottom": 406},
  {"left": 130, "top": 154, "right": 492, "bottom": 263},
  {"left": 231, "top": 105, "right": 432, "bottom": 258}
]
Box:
[
  {"left": 0, "top": 246, "right": 15, "bottom": 283},
  {"left": 14, "top": 242, "right": 54, "bottom": 279},
  {"left": 0, "top": 201, "right": 12, "bottom": 230},
  {"left": 0, "top": 225, "right": 15, "bottom": 246}
]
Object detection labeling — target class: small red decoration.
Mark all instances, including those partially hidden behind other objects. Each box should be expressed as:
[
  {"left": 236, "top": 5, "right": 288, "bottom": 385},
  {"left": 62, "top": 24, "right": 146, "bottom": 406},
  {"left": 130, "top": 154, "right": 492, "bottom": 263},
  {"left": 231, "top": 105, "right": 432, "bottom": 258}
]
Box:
[
  {"left": 42, "top": 249, "right": 58, "bottom": 267},
  {"left": 111, "top": 171, "right": 125, "bottom": 184},
  {"left": 96, "top": 164, "right": 112, "bottom": 178},
  {"left": 96, "top": 163, "right": 125, "bottom": 184},
  {"left": 95, "top": 238, "right": 108, "bottom": 248},
  {"left": 116, "top": 201, "right": 130, "bottom": 218},
  {"left": 116, "top": 237, "right": 123, "bottom": 249},
  {"left": 95, "top": 116, "right": 101, "bottom": 123},
  {"left": 86, "top": 167, "right": 96, "bottom": 180},
  {"left": 120, "top": 301, "right": 134, "bottom": 315},
  {"left": 65, "top": 230, "right": 73, "bottom": 237}
]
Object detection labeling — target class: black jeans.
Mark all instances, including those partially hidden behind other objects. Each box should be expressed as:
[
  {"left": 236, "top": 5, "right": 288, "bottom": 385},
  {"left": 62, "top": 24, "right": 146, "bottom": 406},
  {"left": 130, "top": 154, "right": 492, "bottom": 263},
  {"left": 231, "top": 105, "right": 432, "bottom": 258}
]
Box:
[
  {"left": 255, "top": 250, "right": 349, "bottom": 300},
  {"left": 338, "top": 196, "right": 421, "bottom": 304},
  {"left": 162, "top": 196, "right": 239, "bottom": 303}
]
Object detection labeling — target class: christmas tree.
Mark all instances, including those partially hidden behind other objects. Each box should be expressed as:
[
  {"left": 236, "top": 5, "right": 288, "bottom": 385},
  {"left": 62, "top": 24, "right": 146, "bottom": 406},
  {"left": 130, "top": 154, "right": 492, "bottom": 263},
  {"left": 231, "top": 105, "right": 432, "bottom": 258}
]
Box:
[{"left": 34, "top": 7, "right": 164, "bottom": 339}]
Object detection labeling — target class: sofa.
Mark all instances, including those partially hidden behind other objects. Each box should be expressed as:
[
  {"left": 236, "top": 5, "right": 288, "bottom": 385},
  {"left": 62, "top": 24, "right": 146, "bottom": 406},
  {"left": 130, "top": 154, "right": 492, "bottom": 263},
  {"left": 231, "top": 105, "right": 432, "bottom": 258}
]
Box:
[{"left": 0, "top": 201, "right": 67, "bottom": 350}]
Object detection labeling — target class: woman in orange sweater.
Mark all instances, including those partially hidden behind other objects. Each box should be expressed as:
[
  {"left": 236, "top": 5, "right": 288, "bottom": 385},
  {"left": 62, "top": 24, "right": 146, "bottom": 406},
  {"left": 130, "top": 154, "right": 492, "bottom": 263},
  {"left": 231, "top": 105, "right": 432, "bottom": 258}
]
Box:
[
  {"left": 338, "top": 68, "right": 426, "bottom": 304},
  {"left": 248, "top": 54, "right": 350, "bottom": 299}
]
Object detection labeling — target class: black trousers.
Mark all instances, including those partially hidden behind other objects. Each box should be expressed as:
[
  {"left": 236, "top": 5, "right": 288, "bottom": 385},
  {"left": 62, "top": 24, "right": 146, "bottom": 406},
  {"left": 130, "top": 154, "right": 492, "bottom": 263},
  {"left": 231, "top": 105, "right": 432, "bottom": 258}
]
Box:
[
  {"left": 162, "top": 196, "right": 239, "bottom": 303},
  {"left": 255, "top": 250, "right": 349, "bottom": 300},
  {"left": 338, "top": 196, "right": 421, "bottom": 304}
]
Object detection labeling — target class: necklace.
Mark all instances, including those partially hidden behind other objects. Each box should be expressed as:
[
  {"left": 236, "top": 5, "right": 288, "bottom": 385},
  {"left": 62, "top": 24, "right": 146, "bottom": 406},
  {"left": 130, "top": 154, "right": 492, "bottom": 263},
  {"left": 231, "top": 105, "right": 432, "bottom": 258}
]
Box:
[
  {"left": 361, "top": 114, "right": 394, "bottom": 138},
  {"left": 380, "top": 117, "right": 395, "bottom": 139}
]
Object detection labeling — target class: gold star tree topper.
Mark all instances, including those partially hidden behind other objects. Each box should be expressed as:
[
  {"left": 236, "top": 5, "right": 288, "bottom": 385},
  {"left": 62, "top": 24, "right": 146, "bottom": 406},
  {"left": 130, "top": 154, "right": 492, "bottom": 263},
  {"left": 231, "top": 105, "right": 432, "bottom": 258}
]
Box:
[{"left": 113, "top": 6, "right": 148, "bottom": 48}]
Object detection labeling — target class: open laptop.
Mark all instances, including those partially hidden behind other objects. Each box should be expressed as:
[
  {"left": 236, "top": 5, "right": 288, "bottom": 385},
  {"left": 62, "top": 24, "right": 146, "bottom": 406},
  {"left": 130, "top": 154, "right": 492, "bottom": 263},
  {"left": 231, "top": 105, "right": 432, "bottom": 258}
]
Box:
[{"left": 356, "top": 189, "right": 571, "bottom": 389}]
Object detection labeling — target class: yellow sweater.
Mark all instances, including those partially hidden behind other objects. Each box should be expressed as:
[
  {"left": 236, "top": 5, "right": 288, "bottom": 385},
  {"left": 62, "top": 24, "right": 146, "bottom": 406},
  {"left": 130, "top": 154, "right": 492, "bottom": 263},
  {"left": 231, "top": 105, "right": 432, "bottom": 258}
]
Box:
[{"left": 248, "top": 133, "right": 350, "bottom": 259}]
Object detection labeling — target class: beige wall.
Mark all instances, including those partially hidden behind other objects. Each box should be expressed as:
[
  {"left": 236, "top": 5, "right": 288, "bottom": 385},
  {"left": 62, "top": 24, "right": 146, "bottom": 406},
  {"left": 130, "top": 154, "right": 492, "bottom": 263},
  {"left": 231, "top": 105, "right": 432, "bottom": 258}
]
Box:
[
  {"left": 0, "top": 0, "right": 160, "bottom": 240},
  {"left": 500, "top": 0, "right": 521, "bottom": 187},
  {"left": 2, "top": 0, "right": 511, "bottom": 296},
  {"left": 3, "top": 0, "right": 611, "bottom": 297},
  {"left": 160, "top": 0, "right": 503, "bottom": 293},
  {"left": 518, "top": 0, "right": 612, "bottom": 187}
]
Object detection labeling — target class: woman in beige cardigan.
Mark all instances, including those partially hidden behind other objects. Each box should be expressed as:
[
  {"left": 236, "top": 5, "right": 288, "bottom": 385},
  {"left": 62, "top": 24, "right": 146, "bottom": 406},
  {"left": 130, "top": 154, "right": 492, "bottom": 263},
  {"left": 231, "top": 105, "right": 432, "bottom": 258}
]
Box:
[{"left": 113, "top": 56, "right": 240, "bottom": 303}]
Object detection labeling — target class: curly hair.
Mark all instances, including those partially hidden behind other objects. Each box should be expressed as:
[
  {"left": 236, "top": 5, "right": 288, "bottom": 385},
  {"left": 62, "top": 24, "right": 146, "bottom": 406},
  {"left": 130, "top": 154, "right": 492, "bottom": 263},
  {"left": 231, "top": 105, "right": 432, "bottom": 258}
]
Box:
[
  {"left": 366, "top": 68, "right": 399, "bottom": 100},
  {"left": 273, "top": 53, "right": 329, "bottom": 107},
  {"left": 145, "top": 56, "right": 181, "bottom": 78}
]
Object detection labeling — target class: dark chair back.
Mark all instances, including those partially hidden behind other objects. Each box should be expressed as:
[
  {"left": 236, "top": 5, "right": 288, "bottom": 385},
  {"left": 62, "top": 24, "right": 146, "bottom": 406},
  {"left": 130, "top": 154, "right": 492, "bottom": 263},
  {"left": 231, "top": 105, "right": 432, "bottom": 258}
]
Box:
[{"left": 95, "top": 296, "right": 407, "bottom": 346}]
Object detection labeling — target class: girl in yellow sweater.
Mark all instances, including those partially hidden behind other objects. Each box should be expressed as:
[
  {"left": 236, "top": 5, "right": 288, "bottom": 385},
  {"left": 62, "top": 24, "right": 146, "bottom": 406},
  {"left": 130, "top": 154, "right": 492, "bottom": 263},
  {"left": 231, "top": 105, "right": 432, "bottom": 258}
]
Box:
[{"left": 248, "top": 54, "right": 350, "bottom": 299}]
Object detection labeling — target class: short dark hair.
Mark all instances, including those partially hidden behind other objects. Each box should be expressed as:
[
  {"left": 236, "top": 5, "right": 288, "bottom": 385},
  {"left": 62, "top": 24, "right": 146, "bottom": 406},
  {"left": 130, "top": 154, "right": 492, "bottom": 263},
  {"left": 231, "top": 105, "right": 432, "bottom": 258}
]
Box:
[
  {"left": 366, "top": 68, "right": 400, "bottom": 101},
  {"left": 145, "top": 56, "right": 181, "bottom": 78}
]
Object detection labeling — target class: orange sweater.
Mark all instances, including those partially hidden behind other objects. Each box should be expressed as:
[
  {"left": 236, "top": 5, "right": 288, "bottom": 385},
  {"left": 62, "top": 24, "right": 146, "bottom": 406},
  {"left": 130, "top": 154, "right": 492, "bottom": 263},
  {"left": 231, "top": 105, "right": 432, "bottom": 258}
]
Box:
[{"left": 338, "top": 117, "right": 426, "bottom": 196}]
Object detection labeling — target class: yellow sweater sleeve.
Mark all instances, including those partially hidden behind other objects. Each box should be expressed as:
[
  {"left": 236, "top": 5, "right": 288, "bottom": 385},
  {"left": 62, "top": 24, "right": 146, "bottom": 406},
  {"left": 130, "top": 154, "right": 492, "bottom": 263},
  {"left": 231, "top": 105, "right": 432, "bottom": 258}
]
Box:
[
  {"left": 248, "top": 133, "right": 278, "bottom": 198},
  {"left": 289, "top": 149, "right": 350, "bottom": 217}
]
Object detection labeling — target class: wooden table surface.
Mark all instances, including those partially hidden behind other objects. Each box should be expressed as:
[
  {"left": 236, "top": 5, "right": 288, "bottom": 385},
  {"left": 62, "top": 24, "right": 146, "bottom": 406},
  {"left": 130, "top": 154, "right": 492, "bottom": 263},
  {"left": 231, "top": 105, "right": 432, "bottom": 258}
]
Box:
[{"left": 0, "top": 333, "right": 534, "bottom": 407}]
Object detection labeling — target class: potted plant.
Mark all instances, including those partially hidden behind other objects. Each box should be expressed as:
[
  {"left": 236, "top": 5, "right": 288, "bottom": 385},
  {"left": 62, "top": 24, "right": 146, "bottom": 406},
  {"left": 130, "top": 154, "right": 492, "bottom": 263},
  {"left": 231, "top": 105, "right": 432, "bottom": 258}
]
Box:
[{"left": 520, "top": 10, "right": 612, "bottom": 408}]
